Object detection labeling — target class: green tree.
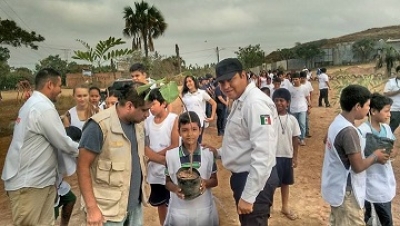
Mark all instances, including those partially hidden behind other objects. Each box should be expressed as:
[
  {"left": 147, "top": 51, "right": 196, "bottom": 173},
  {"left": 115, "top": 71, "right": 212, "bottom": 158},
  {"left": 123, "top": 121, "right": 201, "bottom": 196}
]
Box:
[
  {"left": 35, "top": 55, "right": 69, "bottom": 85},
  {"left": 235, "top": 44, "right": 265, "bottom": 69},
  {"left": 0, "top": 17, "right": 45, "bottom": 51},
  {"left": 123, "top": 1, "right": 167, "bottom": 58},
  {"left": 376, "top": 44, "right": 400, "bottom": 77},
  {"left": 278, "top": 48, "right": 295, "bottom": 60},
  {"left": 72, "top": 37, "right": 133, "bottom": 76},
  {"left": 294, "top": 43, "right": 324, "bottom": 67},
  {"left": 352, "top": 38, "right": 375, "bottom": 62}
]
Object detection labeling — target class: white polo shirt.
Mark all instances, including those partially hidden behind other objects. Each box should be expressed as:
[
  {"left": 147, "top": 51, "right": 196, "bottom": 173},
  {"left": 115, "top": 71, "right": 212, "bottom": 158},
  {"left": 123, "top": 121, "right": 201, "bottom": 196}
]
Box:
[{"left": 384, "top": 78, "right": 400, "bottom": 111}]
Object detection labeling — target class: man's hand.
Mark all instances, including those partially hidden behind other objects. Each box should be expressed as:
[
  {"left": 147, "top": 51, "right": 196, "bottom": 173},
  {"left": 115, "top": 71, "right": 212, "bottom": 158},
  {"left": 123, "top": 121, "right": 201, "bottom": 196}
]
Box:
[
  {"left": 86, "top": 206, "right": 105, "bottom": 226},
  {"left": 205, "top": 117, "right": 214, "bottom": 122},
  {"left": 237, "top": 198, "right": 253, "bottom": 215},
  {"left": 201, "top": 143, "right": 219, "bottom": 158}
]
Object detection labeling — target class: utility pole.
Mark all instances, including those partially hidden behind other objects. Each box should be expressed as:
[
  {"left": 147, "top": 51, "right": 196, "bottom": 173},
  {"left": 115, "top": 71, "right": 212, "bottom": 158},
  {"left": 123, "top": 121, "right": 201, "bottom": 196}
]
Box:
[
  {"left": 216, "top": 46, "right": 220, "bottom": 63},
  {"left": 175, "top": 44, "right": 181, "bottom": 73}
]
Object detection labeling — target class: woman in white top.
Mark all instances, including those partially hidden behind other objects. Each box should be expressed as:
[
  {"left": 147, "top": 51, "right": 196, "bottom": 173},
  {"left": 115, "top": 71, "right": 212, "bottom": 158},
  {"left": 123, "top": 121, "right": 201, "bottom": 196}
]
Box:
[
  {"left": 62, "top": 84, "right": 97, "bottom": 130},
  {"left": 259, "top": 70, "right": 269, "bottom": 88},
  {"left": 180, "top": 76, "right": 216, "bottom": 130}
]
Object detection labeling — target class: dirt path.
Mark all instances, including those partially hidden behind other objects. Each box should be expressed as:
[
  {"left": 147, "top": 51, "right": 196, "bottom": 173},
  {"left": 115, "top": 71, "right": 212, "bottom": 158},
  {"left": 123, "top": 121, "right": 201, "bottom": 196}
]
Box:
[{"left": 0, "top": 84, "right": 400, "bottom": 225}]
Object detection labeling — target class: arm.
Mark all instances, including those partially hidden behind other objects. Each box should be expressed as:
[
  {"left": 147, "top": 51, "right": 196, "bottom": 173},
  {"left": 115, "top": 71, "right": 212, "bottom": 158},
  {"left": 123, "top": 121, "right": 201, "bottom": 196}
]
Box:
[
  {"left": 165, "top": 176, "right": 184, "bottom": 199},
  {"left": 62, "top": 111, "right": 71, "bottom": 128},
  {"left": 201, "top": 173, "right": 218, "bottom": 193},
  {"left": 384, "top": 90, "right": 400, "bottom": 97},
  {"left": 77, "top": 148, "right": 104, "bottom": 224},
  {"left": 217, "top": 95, "right": 229, "bottom": 106},
  {"left": 292, "top": 136, "right": 299, "bottom": 168},
  {"left": 340, "top": 128, "right": 389, "bottom": 173},
  {"left": 207, "top": 98, "right": 217, "bottom": 121},
  {"left": 40, "top": 109, "right": 78, "bottom": 156},
  {"left": 241, "top": 101, "right": 276, "bottom": 204},
  {"left": 348, "top": 150, "right": 388, "bottom": 173}
]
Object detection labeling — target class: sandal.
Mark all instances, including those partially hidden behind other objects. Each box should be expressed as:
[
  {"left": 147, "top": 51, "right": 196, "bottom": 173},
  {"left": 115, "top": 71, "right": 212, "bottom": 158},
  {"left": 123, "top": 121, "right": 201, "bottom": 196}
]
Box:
[{"left": 281, "top": 210, "right": 298, "bottom": 220}]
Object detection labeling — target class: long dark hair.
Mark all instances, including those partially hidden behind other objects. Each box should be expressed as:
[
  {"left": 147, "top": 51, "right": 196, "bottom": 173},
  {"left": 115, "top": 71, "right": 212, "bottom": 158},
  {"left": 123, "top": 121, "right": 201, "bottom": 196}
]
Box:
[{"left": 181, "top": 75, "right": 199, "bottom": 96}]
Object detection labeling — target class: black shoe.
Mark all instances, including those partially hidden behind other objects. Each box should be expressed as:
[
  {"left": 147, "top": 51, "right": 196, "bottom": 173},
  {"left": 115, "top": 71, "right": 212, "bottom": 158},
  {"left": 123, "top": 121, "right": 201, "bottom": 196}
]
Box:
[
  {"left": 318, "top": 105, "right": 323, "bottom": 107},
  {"left": 306, "top": 134, "right": 312, "bottom": 138}
]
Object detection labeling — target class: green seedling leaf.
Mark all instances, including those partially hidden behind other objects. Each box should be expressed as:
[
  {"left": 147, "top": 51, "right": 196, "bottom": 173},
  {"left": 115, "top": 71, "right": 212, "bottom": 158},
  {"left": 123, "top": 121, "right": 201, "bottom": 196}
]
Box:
[
  {"left": 137, "top": 83, "right": 152, "bottom": 95},
  {"left": 159, "top": 81, "right": 179, "bottom": 104}
]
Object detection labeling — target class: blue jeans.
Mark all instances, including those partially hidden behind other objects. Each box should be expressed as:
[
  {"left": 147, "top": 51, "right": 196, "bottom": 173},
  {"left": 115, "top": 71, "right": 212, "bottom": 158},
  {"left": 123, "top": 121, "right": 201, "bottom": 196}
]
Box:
[
  {"left": 292, "top": 111, "right": 307, "bottom": 140},
  {"left": 103, "top": 204, "right": 143, "bottom": 226}
]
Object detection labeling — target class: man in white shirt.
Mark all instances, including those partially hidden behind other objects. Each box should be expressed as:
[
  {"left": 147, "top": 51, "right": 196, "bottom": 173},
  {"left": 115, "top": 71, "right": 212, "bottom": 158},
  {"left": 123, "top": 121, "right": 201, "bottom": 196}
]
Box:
[
  {"left": 2, "top": 68, "right": 79, "bottom": 225},
  {"left": 318, "top": 68, "right": 331, "bottom": 107},
  {"left": 209, "top": 58, "right": 279, "bottom": 226},
  {"left": 383, "top": 65, "right": 400, "bottom": 132}
]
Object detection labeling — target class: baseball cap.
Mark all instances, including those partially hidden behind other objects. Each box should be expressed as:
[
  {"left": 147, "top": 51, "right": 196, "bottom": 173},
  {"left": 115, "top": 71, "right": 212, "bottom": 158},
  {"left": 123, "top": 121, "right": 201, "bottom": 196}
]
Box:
[{"left": 215, "top": 58, "right": 243, "bottom": 82}]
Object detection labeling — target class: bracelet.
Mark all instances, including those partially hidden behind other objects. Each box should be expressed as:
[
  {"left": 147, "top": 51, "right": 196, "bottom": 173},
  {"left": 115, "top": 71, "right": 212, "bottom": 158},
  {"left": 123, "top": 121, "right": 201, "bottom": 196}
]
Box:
[{"left": 370, "top": 153, "right": 378, "bottom": 163}]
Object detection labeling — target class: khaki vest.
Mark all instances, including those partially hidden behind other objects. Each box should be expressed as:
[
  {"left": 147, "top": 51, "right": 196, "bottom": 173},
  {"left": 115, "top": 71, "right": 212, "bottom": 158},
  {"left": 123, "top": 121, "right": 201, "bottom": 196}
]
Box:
[{"left": 86, "top": 106, "right": 149, "bottom": 222}]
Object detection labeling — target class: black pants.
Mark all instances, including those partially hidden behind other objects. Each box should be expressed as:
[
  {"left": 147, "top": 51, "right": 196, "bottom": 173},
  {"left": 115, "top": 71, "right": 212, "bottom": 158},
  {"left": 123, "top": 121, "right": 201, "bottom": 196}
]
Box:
[
  {"left": 230, "top": 167, "right": 279, "bottom": 226},
  {"left": 216, "top": 106, "right": 227, "bottom": 135},
  {"left": 318, "top": 88, "right": 330, "bottom": 107},
  {"left": 364, "top": 201, "right": 393, "bottom": 226}
]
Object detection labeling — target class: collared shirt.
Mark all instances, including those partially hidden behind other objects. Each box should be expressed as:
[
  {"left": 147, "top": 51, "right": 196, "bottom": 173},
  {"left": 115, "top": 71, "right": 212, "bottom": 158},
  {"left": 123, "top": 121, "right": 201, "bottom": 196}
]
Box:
[
  {"left": 2, "top": 91, "right": 79, "bottom": 191},
  {"left": 219, "top": 82, "right": 278, "bottom": 204},
  {"left": 165, "top": 145, "right": 217, "bottom": 175}
]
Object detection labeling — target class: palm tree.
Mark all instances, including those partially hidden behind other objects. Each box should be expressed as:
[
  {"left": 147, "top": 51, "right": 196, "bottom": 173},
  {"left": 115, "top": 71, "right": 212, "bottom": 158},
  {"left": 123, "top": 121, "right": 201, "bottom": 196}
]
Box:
[{"left": 123, "top": 1, "right": 167, "bottom": 58}]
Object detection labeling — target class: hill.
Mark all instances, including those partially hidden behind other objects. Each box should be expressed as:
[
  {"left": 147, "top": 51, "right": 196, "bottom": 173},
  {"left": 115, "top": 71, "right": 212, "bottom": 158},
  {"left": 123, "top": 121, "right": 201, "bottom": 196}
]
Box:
[{"left": 266, "top": 25, "right": 400, "bottom": 62}]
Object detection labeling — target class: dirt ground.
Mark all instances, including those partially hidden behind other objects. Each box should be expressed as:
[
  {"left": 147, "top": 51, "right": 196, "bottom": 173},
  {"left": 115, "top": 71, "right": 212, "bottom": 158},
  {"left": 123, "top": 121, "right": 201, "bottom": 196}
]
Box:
[{"left": 0, "top": 79, "right": 400, "bottom": 226}]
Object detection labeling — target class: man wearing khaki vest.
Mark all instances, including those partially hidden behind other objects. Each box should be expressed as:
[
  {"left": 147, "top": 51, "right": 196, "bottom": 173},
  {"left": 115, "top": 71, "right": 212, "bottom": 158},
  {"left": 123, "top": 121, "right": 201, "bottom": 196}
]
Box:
[{"left": 78, "top": 83, "right": 151, "bottom": 226}]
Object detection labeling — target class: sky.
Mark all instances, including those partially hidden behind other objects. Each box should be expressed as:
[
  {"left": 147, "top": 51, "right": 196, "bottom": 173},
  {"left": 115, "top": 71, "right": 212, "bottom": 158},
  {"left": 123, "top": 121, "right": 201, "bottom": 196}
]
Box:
[{"left": 1, "top": 0, "right": 399, "bottom": 70}]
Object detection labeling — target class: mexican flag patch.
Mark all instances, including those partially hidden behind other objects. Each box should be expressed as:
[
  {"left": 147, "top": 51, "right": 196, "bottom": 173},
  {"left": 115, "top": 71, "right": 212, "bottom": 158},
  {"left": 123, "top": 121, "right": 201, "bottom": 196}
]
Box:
[{"left": 260, "top": 114, "right": 271, "bottom": 125}]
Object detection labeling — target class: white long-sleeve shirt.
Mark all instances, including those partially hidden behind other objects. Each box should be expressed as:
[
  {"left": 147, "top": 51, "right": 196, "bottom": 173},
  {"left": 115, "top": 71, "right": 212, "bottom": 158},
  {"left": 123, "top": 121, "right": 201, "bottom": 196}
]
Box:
[
  {"left": 2, "top": 91, "right": 78, "bottom": 191},
  {"left": 219, "top": 82, "right": 278, "bottom": 204}
]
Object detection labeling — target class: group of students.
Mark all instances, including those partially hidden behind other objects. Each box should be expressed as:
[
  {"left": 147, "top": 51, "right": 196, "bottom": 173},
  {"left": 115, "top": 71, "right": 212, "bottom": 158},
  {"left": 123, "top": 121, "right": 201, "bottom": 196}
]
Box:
[{"left": 4, "top": 60, "right": 397, "bottom": 226}]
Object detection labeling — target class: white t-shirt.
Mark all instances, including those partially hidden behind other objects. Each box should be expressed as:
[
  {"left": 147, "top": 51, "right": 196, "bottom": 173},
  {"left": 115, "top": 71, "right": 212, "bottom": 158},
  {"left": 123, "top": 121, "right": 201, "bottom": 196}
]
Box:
[
  {"left": 318, "top": 73, "right": 329, "bottom": 89},
  {"left": 144, "top": 112, "right": 177, "bottom": 184},
  {"left": 276, "top": 114, "right": 301, "bottom": 158},
  {"left": 302, "top": 81, "right": 314, "bottom": 93},
  {"left": 289, "top": 85, "right": 309, "bottom": 113},
  {"left": 280, "top": 78, "right": 292, "bottom": 90},
  {"left": 259, "top": 77, "right": 268, "bottom": 88},
  {"left": 384, "top": 78, "right": 400, "bottom": 111},
  {"left": 181, "top": 89, "right": 212, "bottom": 127}
]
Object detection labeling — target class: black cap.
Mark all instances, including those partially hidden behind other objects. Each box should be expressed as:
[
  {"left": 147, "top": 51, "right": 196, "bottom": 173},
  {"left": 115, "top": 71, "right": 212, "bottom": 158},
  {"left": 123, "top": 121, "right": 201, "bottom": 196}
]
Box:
[
  {"left": 215, "top": 58, "right": 243, "bottom": 82},
  {"left": 65, "top": 126, "right": 82, "bottom": 142},
  {"left": 205, "top": 73, "right": 213, "bottom": 79}
]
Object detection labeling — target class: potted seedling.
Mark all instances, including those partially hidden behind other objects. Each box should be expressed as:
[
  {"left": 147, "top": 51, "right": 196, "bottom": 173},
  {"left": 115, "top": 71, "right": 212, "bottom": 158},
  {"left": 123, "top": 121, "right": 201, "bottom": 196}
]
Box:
[{"left": 137, "top": 76, "right": 202, "bottom": 200}]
